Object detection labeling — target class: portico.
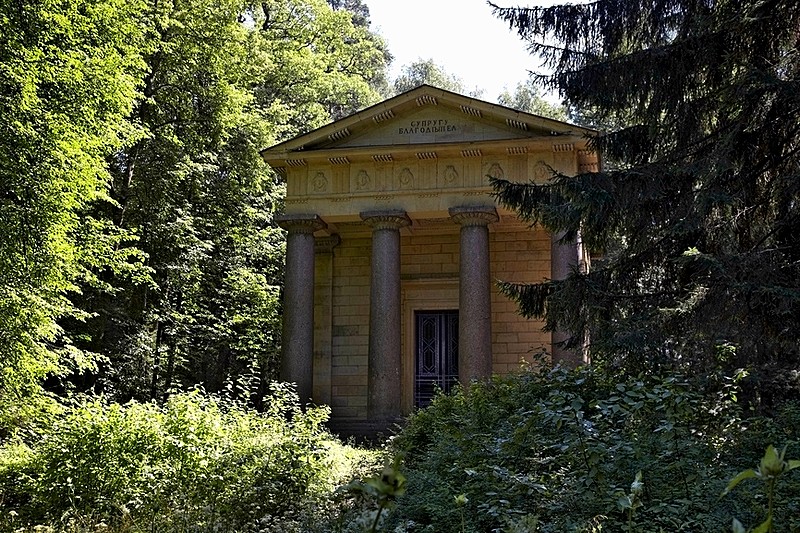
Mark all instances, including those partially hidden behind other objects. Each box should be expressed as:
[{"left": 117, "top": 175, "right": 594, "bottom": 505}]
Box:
[{"left": 262, "top": 85, "right": 597, "bottom": 430}]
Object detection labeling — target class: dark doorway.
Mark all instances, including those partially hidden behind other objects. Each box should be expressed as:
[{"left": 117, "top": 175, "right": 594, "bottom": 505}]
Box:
[{"left": 414, "top": 310, "right": 458, "bottom": 408}]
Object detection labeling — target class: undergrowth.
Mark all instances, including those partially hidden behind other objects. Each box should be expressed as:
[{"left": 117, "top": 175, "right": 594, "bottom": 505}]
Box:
[
  {"left": 0, "top": 383, "right": 382, "bottom": 533},
  {"left": 386, "top": 365, "right": 800, "bottom": 532}
]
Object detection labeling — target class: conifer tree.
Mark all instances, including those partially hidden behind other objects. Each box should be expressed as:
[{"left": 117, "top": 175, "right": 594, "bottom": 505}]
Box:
[{"left": 490, "top": 1, "right": 800, "bottom": 382}]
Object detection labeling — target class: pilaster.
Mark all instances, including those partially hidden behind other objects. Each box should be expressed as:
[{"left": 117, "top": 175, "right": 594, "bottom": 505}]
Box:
[{"left": 313, "top": 234, "right": 340, "bottom": 405}]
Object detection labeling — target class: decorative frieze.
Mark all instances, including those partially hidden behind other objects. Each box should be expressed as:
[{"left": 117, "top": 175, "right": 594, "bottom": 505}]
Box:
[
  {"left": 286, "top": 159, "right": 307, "bottom": 167},
  {"left": 311, "top": 172, "right": 328, "bottom": 193},
  {"left": 398, "top": 167, "right": 414, "bottom": 189},
  {"left": 553, "top": 143, "right": 575, "bottom": 152},
  {"left": 533, "top": 160, "right": 550, "bottom": 181},
  {"left": 372, "top": 109, "right": 395, "bottom": 123},
  {"left": 329, "top": 156, "right": 350, "bottom": 165},
  {"left": 460, "top": 105, "right": 482, "bottom": 117},
  {"left": 328, "top": 128, "right": 351, "bottom": 141},
  {"left": 461, "top": 149, "right": 482, "bottom": 158},
  {"left": 416, "top": 152, "right": 438, "bottom": 160},
  {"left": 487, "top": 163, "right": 505, "bottom": 180},
  {"left": 415, "top": 95, "right": 438, "bottom": 106},
  {"left": 506, "top": 118, "right": 528, "bottom": 131},
  {"left": 355, "top": 170, "right": 371, "bottom": 190},
  {"left": 443, "top": 165, "right": 459, "bottom": 185},
  {"left": 507, "top": 146, "right": 528, "bottom": 155},
  {"left": 372, "top": 154, "right": 393, "bottom": 162}
]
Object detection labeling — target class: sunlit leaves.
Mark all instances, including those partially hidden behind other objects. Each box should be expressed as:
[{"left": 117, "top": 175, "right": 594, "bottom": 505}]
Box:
[{"left": 0, "top": 0, "right": 149, "bottom": 432}]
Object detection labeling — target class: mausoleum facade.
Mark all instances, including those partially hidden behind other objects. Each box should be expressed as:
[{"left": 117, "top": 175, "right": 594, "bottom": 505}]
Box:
[{"left": 261, "top": 86, "right": 598, "bottom": 429}]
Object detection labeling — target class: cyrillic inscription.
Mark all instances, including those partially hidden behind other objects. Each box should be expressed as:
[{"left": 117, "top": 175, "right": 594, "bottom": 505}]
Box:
[{"left": 398, "top": 119, "right": 458, "bottom": 135}]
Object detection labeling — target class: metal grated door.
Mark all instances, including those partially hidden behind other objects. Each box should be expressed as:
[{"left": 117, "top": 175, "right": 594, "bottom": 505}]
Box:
[{"left": 414, "top": 311, "right": 458, "bottom": 408}]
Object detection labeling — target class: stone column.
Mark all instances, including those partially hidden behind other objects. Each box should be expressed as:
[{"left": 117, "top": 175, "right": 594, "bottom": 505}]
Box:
[
  {"left": 360, "top": 210, "right": 411, "bottom": 421},
  {"left": 449, "top": 206, "right": 499, "bottom": 384},
  {"left": 276, "top": 214, "right": 326, "bottom": 404},
  {"left": 550, "top": 230, "right": 588, "bottom": 367}
]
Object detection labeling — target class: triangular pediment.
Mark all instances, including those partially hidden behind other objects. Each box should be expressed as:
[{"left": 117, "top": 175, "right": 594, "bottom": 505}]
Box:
[{"left": 261, "top": 85, "right": 593, "bottom": 165}]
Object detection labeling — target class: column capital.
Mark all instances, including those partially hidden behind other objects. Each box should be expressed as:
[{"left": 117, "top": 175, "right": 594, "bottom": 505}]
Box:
[
  {"left": 315, "top": 234, "right": 341, "bottom": 254},
  {"left": 449, "top": 205, "right": 499, "bottom": 227},
  {"left": 276, "top": 213, "right": 326, "bottom": 234},
  {"left": 360, "top": 210, "right": 411, "bottom": 230}
]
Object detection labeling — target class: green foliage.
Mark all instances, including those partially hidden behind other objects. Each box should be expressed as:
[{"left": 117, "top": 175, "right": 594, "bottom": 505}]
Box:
[
  {"left": 392, "top": 59, "right": 483, "bottom": 98},
  {"left": 489, "top": 0, "right": 800, "bottom": 380},
  {"left": 723, "top": 445, "right": 800, "bottom": 532},
  {"left": 386, "top": 366, "right": 800, "bottom": 532},
  {"left": 0, "top": 0, "right": 150, "bottom": 435},
  {"left": 58, "top": 0, "right": 391, "bottom": 403},
  {"left": 0, "top": 385, "right": 379, "bottom": 532},
  {"left": 344, "top": 455, "right": 407, "bottom": 532},
  {"left": 497, "top": 78, "right": 566, "bottom": 121}
]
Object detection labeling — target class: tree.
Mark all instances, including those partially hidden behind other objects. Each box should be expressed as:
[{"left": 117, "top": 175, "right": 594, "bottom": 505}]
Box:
[
  {"left": 64, "top": 0, "right": 391, "bottom": 403},
  {"left": 393, "top": 59, "right": 484, "bottom": 97},
  {"left": 497, "top": 78, "right": 566, "bottom": 121},
  {"left": 0, "top": 0, "right": 149, "bottom": 432},
  {"left": 326, "top": 0, "right": 371, "bottom": 27},
  {"left": 490, "top": 1, "right": 800, "bottom": 383}
]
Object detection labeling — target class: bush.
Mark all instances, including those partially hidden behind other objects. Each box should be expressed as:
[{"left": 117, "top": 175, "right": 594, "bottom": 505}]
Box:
[
  {"left": 388, "top": 366, "right": 800, "bottom": 532},
  {"left": 0, "top": 384, "right": 381, "bottom": 532}
]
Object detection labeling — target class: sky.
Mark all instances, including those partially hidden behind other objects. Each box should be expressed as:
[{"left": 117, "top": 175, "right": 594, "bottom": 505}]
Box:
[{"left": 368, "top": 0, "right": 545, "bottom": 102}]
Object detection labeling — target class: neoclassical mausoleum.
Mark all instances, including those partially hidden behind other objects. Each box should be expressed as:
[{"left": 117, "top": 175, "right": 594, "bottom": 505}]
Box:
[{"left": 261, "top": 85, "right": 598, "bottom": 431}]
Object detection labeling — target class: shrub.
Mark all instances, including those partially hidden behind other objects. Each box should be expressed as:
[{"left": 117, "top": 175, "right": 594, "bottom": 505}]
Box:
[
  {"left": 0, "top": 384, "right": 380, "bottom": 532},
  {"left": 388, "top": 366, "right": 800, "bottom": 532}
]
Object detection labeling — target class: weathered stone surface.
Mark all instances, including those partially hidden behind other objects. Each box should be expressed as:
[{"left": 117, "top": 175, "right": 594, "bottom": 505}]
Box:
[
  {"left": 361, "top": 211, "right": 411, "bottom": 419},
  {"left": 450, "top": 206, "right": 499, "bottom": 384},
  {"left": 278, "top": 215, "right": 325, "bottom": 404}
]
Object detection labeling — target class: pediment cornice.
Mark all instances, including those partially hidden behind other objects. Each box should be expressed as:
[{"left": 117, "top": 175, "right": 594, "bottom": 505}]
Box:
[{"left": 261, "top": 85, "right": 596, "bottom": 172}]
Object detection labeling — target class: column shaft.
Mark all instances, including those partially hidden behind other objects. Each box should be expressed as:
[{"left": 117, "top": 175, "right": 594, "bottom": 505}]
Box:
[
  {"left": 550, "top": 230, "right": 588, "bottom": 367},
  {"left": 361, "top": 211, "right": 410, "bottom": 420},
  {"left": 450, "top": 206, "right": 498, "bottom": 384},
  {"left": 276, "top": 214, "right": 325, "bottom": 404}
]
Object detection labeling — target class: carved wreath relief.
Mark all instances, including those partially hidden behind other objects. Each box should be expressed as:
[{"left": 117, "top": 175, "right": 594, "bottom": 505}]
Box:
[
  {"left": 443, "top": 165, "right": 459, "bottom": 185},
  {"left": 312, "top": 171, "right": 328, "bottom": 193},
  {"left": 398, "top": 167, "right": 413, "bottom": 189},
  {"left": 533, "top": 161, "right": 550, "bottom": 182},
  {"left": 488, "top": 163, "right": 505, "bottom": 180},
  {"left": 356, "top": 170, "right": 371, "bottom": 191}
]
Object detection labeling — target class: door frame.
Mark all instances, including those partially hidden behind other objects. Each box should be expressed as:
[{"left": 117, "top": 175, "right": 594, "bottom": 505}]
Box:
[
  {"left": 401, "top": 279, "right": 458, "bottom": 414},
  {"left": 413, "top": 310, "right": 459, "bottom": 409}
]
